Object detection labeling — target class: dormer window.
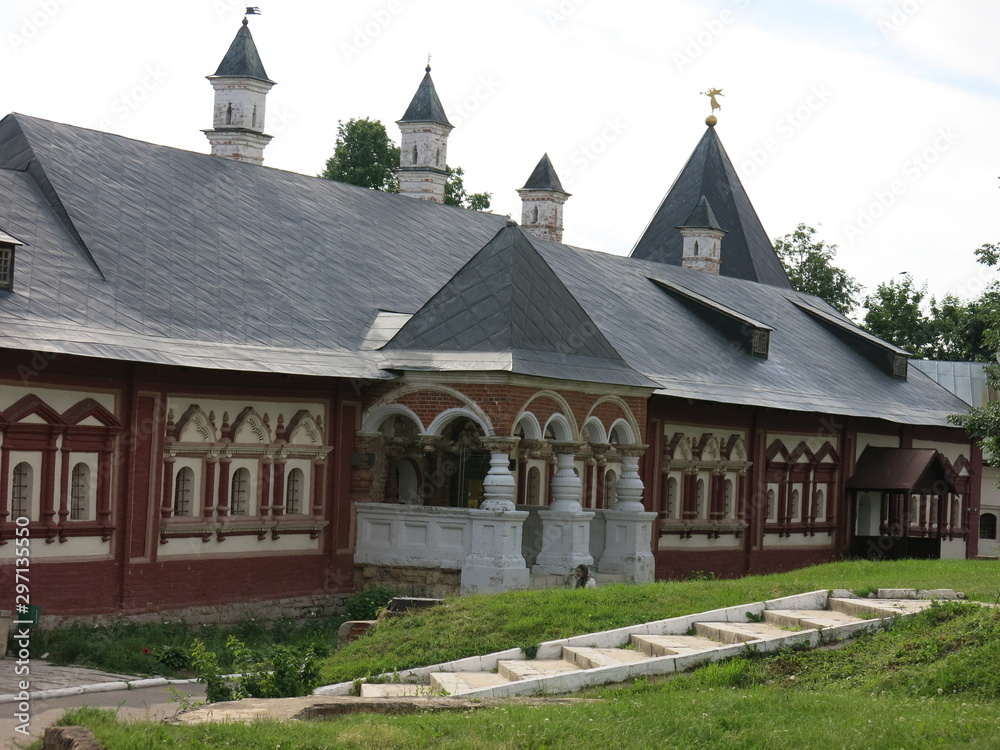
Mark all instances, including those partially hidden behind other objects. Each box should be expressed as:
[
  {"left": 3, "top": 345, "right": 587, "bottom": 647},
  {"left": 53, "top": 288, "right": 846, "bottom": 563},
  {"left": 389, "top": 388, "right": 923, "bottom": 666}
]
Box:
[
  {"left": 0, "top": 245, "right": 12, "bottom": 291},
  {"left": 0, "top": 232, "right": 23, "bottom": 292}
]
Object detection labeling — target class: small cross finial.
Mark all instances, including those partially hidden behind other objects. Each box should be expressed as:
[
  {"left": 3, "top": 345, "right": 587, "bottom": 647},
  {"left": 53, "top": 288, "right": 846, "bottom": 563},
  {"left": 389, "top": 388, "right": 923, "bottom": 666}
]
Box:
[{"left": 426, "top": 53, "right": 432, "bottom": 73}]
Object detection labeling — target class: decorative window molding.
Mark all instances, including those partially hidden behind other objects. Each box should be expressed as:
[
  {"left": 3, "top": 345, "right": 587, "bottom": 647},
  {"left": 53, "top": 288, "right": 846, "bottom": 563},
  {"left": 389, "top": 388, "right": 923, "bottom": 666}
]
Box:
[
  {"left": 70, "top": 463, "right": 91, "bottom": 520},
  {"left": 285, "top": 468, "right": 304, "bottom": 515},
  {"left": 230, "top": 467, "right": 251, "bottom": 515},
  {"left": 174, "top": 466, "right": 195, "bottom": 517},
  {"left": 11, "top": 462, "right": 32, "bottom": 521}
]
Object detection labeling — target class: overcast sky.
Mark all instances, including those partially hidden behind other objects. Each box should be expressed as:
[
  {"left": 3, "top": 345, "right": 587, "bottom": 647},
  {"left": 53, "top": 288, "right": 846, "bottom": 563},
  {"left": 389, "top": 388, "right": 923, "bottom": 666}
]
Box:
[{"left": 4, "top": 0, "right": 998, "bottom": 310}]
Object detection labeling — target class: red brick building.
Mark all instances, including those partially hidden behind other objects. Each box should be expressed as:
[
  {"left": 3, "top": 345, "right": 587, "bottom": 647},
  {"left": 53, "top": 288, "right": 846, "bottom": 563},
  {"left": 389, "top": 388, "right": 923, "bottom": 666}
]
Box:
[{"left": 0, "top": 21, "right": 977, "bottom": 620}]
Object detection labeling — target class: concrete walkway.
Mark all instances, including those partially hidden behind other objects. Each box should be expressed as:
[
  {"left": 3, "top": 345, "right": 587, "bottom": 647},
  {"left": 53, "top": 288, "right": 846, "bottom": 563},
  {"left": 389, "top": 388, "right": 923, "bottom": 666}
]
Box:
[{"left": 0, "top": 661, "right": 205, "bottom": 746}]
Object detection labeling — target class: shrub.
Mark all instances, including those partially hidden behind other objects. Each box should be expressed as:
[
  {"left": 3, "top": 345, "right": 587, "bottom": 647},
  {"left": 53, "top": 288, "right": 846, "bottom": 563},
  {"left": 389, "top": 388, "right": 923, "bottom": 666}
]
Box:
[
  {"left": 191, "top": 636, "right": 323, "bottom": 703},
  {"left": 344, "top": 586, "right": 397, "bottom": 620}
]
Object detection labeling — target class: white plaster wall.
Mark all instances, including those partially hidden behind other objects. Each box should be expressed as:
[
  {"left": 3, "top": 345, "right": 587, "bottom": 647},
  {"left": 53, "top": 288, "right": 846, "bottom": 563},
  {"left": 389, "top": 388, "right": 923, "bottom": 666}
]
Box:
[
  {"left": 856, "top": 433, "right": 899, "bottom": 458},
  {"left": 0, "top": 536, "right": 111, "bottom": 561},
  {"left": 658, "top": 534, "right": 742, "bottom": 550},
  {"left": 767, "top": 433, "right": 838, "bottom": 454},
  {"left": 912, "top": 439, "right": 970, "bottom": 465},
  {"left": 0, "top": 383, "right": 115, "bottom": 413},
  {"left": 157, "top": 534, "right": 320, "bottom": 557},
  {"left": 940, "top": 538, "right": 968, "bottom": 560},
  {"left": 762, "top": 534, "right": 834, "bottom": 548}
]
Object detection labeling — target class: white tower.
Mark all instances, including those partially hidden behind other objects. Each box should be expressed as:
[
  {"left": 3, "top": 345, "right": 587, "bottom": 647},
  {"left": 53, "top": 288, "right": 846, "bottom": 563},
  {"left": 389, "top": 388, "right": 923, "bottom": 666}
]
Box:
[
  {"left": 203, "top": 17, "right": 275, "bottom": 165},
  {"left": 396, "top": 65, "right": 453, "bottom": 203},
  {"left": 678, "top": 196, "right": 727, "bottom": 275},
  {"left": 517, "top": 154, "right": 570, "bottom": 243}
]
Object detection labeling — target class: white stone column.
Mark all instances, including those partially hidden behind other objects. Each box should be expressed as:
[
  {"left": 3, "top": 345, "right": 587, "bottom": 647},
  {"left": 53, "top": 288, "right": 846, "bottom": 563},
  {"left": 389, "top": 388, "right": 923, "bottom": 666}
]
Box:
[
  {"left": 532, "top": 443, "right": 595, "bottom": 575},
  {"left": 461, "top": 437, "right": 530, "bottom": 594},
  {"left": 599, "top": 446, "right": 657, "bottom": 583}
]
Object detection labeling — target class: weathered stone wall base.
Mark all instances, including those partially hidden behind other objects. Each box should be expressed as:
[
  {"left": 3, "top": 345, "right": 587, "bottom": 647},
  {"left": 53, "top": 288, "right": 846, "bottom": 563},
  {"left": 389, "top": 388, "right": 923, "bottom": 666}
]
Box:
[
  {"left": 355, "top": 565, "right": 461, "bottom": 599},
  {"left": 40, "top": 594, "right": 346, "bottom": 630}
]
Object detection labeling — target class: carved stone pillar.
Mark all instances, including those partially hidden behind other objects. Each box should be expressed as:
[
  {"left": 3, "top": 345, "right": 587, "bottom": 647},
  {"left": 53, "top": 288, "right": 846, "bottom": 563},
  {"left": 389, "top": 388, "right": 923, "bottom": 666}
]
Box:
[
  {"left": 600, "top": 444, "right": 655, "bottom": 582},
  {"left": 533, "top": 442, "right": 594, "bottom": 575},
  {"left": 479, "top": 437, "right": 519, "bottom": 512}
]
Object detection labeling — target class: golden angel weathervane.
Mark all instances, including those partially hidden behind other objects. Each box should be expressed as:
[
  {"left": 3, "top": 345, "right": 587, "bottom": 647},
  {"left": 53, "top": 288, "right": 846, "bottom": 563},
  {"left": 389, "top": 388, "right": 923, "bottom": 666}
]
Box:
[{"left": 702, "top": 88, "right": 723, "bottom": 126}]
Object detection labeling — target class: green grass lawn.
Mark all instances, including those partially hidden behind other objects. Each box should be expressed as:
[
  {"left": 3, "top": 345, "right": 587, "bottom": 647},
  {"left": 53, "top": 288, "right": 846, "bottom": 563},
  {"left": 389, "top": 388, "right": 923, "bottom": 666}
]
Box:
[{"left": 31, "top": 559, "right": 1000, "bottom": 749}]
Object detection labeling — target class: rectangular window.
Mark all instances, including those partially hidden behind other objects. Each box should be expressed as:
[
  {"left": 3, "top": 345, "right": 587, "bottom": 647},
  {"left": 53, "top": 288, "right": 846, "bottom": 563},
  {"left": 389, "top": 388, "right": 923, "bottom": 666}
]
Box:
[{"left": 0, "top": 246, "right": 12, "bottom": 291}]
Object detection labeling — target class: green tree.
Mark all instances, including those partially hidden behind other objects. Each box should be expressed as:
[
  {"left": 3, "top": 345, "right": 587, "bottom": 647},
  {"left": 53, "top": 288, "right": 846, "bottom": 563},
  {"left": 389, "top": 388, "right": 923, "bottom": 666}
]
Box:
[
  {"left": 861, "top": 274, "right": 933, "bottom": 356},
  {"left": 444, "top": 165, "right": 491, "bottom": 210},
  {"left": 320, "top": 118, "right": 400, "bottom": 192},
  {"left": 773, "top": 224, "right": 861, "bottom": 314}
]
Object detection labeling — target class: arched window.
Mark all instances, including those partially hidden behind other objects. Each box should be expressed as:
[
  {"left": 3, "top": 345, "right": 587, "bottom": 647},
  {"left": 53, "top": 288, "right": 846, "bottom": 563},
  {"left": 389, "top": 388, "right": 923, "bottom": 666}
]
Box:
[
  {"left": 791, "top": 490, "right": 800, "bottom": 521},
  {"left": 527, "top": 466, "right": 541, "bottom": 505},
  {"left": 70, "top": 463, "right": 91, "bottom": 520},
  {"left": 11, "top": 462, "right": 32, "bottom": 521},
  {"left": 604, "top": 469, "right": 618, "bottom": 509},
  {"left": 173, "top": 467, "right": 194, "bottom": 517},
  {"left": 693, "top": 240, "right": 700, "bottom": 256},
  {"left": 286, "top": 468, "right": 304, "bottom": 514},
  {"left": 696, "top": 478, "right": 705, "bottom": 518},
  {"left": 980, "top": 512, "right": 998, "bottom": 540},
  {"left": 666, "top": 476, "right": 678, "bottom": 516},
  {"left": 435, "top": 147, "right": 441, "bottom": 166},
  {"left": 252, "top": 104, "right": 258, "bottom": 129},
  {"left": 226, "top": 103, "right": 233, "bottom": 125},
  {"left": 766, "top": 489, "right": 776, "bottom": 522},
  {"left": 724, "top": 479, "right": 734, "bottom": 519},
  {"left": 230, "top": 468, "right": 251, "bottom": 516},
  {"left": 411, "top": 145, "right": 418, "bottom": 165},
  {"left": 814, "top": 490, "right": 826, "bottom": 522},
  {"left": 532, "top": 206, "right": 539, "bottom": 224}
]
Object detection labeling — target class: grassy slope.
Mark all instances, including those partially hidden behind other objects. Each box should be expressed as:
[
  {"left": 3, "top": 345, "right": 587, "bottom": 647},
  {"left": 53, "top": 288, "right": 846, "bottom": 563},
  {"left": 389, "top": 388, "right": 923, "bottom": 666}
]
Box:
[
  {"left": 53, "top": 602, "right": 1000, "bottom": 749},
  {"left": 36, "top": 560, "right": 1000, "bottom": 749},
  {"left": 319, "top": 558, "right": 1000, "bottom": 683}
]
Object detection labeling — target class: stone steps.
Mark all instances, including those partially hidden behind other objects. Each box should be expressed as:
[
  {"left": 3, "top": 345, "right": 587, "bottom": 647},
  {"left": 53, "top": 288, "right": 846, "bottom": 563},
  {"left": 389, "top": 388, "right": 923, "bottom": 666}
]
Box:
[{"left": 320, "top": 588, "right": 964, "bottom": 701}]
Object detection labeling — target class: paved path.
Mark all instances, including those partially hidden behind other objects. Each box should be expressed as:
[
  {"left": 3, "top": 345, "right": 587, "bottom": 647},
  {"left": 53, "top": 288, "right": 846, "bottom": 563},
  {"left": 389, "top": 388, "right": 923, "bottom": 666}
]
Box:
[{"left": 0, "top": 661, "right": 205, "bottom": 747}]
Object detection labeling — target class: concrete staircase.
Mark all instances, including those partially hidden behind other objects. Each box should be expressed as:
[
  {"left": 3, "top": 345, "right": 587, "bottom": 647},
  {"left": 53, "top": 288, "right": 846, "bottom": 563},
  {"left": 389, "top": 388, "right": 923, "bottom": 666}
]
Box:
[{"left": 315, "top": 588, "right": 954, "bottom": 700}]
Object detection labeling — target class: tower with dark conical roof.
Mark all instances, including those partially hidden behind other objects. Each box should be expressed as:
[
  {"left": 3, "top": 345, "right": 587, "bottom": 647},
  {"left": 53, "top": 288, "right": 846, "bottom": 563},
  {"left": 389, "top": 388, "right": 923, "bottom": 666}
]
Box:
[
  {"left": 517, "top": 154, "right": 571, "bottom": 243},
  {"left": 678, "top": 195, "right": 726, "bottom": 274},
  {"left": 203, "top": 17, "right": 275, "bottom": 165},
  {"left": 396, "top": 65, "right": 453, "bottom": 203},
  {"left": 631, "top": 121, "right": 790, "bottom": 287}
]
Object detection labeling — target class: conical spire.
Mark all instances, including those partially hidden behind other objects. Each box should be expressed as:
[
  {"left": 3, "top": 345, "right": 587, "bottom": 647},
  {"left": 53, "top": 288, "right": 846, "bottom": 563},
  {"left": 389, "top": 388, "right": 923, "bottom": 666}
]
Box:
[
  {"left": 631, "top": 125, "right": 790, "bottom": 287},
  {"left": 213, "top": 18, "right": 272, "bottom": 83},
  {"left": 521, "top": 154, "right": 568, "bottom": 194},
  {"left": 398, "top": 65, "right": 452, "bottom": 127}
]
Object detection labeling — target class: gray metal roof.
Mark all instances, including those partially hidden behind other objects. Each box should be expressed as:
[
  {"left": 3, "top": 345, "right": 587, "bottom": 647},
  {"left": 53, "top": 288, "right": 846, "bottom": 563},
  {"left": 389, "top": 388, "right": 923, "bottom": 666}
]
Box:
[
  {"left": 520, "top": 154, "right": 567, "bottom": 194},
  {"left": 0, "top": 114, "right": 505, "bottom": 380},
  {"left": 631, "top": 124, "right": 791, "bottom": 288},
  {"left": 398, "top": 67, "right": 452, "bottom": 127},
  {"left": 212, "top": 19, "right": 272, "bottom": 82},
  {"left": 384, "top": 225, "right": 654, "bottom": 387},
  {"left": 0, "top": 114, "right": 973, "bottom": 426},
  {"left": 679, "top": 195, "right": 723, "bottom": 231},
  {"left": 910, "top": 359, "right": 994, "bottom": 408}
]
